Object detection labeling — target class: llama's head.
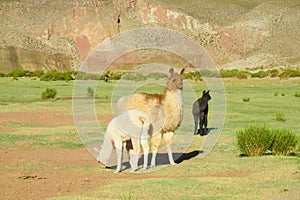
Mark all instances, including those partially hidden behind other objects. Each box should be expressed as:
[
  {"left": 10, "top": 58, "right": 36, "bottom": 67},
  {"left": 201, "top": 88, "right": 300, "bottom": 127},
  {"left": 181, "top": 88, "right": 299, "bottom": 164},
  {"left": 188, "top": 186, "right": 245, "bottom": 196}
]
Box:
[
  {"left": 94, "top": 142, "right": 112, "bottom": 166},
  {"left": 166, "top": 68, "right": 185, "bottom": 91},
  {"left": 202, "top": 90, "right": 211, "bottom": 101}
]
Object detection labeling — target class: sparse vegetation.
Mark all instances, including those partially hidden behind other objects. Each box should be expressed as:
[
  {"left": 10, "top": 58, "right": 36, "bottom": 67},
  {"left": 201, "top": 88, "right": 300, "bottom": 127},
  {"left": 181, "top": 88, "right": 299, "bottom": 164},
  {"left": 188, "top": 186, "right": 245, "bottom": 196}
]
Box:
[
  {"left": 275, "top": 112, "right": 286, "bottom": 122},
  {"left": 86, "top": 87, "right": 95, "bottom": 98},
  {"left": 41, "top": 88, "right": 57, "bottom": 99}
]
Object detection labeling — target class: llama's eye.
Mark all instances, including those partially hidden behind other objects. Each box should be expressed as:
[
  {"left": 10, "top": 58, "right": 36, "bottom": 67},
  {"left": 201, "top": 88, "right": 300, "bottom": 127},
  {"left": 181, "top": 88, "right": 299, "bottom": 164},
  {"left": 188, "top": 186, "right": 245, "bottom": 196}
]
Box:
[{"left": 172, "top": 79, "right": 176, "bottom": 82}]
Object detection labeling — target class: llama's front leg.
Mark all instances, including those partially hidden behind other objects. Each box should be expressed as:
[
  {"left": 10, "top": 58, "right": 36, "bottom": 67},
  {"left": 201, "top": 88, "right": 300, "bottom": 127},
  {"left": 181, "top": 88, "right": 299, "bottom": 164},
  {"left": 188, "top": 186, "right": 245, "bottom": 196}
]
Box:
[
  {"left": 150, "top": 133, "right": 162, "bottom": 167},
  {"left": 199, "top": 112, "right": 205, "bottom": 135},
  {"left": 204, "top": 114, "right": 208, "bottom": 135},
  {"left": 141, "top": 138, "right": 149, "bottom": 170},
  {"left": 163, "top": 131, "right": 176, "bottom": 165}
]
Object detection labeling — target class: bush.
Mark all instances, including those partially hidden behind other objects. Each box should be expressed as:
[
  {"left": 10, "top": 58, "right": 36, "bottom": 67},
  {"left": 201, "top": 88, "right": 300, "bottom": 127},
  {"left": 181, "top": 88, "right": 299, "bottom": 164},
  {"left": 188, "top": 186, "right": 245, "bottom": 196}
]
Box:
[
  {"left": 0, "top": 72, "right": 7, "bottom": 77},
  {"left": 242, "top": 97, "right": 250, "bottom": 102},
  {"left": 271, "top": 128, "right": 298, "bottom": 155},
  {"left": 275, "top": 112, "right": 286, "bottom": 122},
  {"left": 40, "top": 70, "right": 75, "bottom": 81},
  {"left": 274, "top": 92, "right": 279, "bottom": 96},
  {"left": 182, "top": 71, "right": 202, "bottom": 81},
  {"left": 87, "top": 87, "right": 95, "bottom": 98},
  {"left": 294, "top": 93, "right": 300, "bottom": 97},
  {"left": 236, "top": 71, "right": 248, "bottom": 79},
  {"left": 42, "top": 88, "right": 57, "bottom": 99},
  {"left": 268, "top": 69, "right": 279, "bottom": 77},
  {"left": 8, "top": 69, "right": 32, "bottom": 77},
  {"left": 236, "top": 125, "right": 273, "bottom": 156},
  {"left": 279, "top": 68, "right": 300, "bottom": 78},
  {"left": 251, "top": 71, "right": 269, "bottom": 78},
  {"left": 109, "top": 72, "right": 123, "bottom": 80},
  {"left": 220, "top": 69, "right": 239, "bottom": 78}
]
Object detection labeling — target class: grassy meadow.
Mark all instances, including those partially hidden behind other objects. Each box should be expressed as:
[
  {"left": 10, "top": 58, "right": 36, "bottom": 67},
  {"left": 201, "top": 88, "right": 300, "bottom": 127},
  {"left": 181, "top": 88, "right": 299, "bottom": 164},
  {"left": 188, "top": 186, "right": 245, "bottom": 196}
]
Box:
[{"left": 0, "top": 77, "right": 299, "bottom": 199}]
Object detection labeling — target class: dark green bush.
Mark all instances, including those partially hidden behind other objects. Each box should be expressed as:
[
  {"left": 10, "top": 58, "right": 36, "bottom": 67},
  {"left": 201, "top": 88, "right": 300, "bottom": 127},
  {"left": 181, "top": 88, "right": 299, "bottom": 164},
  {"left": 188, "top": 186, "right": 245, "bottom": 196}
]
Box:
[
  {"left": 271, "top": 128, "right": 298, "bottom": 155},
  {"left": 268, "top": 69, "right": 279, "bottom": 77},
  {"left": 242, "top": 97, "right": 250, "bottom": 102},
  {"left": 236, "top": 71, "right": 248, "bottom": 79},
  {"left": 40, "top": 70, "right": 75, "bottom": 81},
  {"left": 295, "top": 93, "right": 300, "bottom": 97},
  {"left": 236, "top": 125, "right": 273, "bottom": 156},
  {"left": 42, "top": 88, "right": 57, "bottom": 99},
  {"left": 8, "top": 69, "right": 32, "bottom": 77},
  {"left": 0, "top": 72, "right": 6, "bottom": 77}
]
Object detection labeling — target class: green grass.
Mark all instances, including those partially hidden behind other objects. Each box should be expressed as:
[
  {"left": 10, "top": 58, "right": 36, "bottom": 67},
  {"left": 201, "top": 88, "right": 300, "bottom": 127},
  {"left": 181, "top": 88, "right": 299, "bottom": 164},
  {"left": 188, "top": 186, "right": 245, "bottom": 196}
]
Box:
[{"left": 1, "top": 77, "right": 300, "bottom": 199}]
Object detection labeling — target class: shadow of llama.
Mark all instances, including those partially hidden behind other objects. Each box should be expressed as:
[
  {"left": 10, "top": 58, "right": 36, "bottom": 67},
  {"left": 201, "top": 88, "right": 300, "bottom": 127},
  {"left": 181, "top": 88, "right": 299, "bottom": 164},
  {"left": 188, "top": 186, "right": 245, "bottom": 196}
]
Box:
[{"left": 192, "top": 90, "right": 211, "bottom": 136}]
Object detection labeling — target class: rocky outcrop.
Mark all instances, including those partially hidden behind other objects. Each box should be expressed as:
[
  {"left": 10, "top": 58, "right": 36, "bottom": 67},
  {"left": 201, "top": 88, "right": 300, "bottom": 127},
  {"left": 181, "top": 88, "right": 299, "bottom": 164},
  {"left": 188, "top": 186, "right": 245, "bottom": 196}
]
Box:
[{"left": 0, "top": 0, "right": 299, "bottom": 72}]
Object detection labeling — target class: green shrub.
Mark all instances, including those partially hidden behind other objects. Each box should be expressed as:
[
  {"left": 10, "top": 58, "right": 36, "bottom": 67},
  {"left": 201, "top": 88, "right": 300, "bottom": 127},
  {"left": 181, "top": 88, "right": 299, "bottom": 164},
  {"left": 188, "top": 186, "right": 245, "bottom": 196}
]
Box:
[
  {"left": 271, "top": 128, "right": 298, "bottom": 155},
  {"left": 87, "top": 87, "right": 95, "bottom": 98},
  {"left": 250, "top": 71, "right": 269, "bottom": 78},
  {"left": 274, "top": 92, "right": 279, "bottom": 96},
  {"left": 268, "top": 69, "right": 279, "bottom": 77},
  {"left": 294, "top": 93, "right": 300, "bottom": 97},
  {"left": 109, "top": 72, "right": 123, "bottom": 80},
  {"left": 220, "top": 69, "right": 239, "bottom": 78},
  {"left": 39, "top": 70, "right": 75, "bottom": 81},
  {"left": 236, "top": 125, "right": 273, "bottom": 156},
  {"left": 236, "top": 71, "right": 248, "bottom": 79},
  {"left": 8, "top": 69, "right": 32, "bottom": 77},
  {"left": 42, "top": 88, "right": 57, "bottom": 99},
  {"left": 242, "top": 97, "right": 250, "bottom": 102},
  {"left": 0, "top": 72, "right": 7, "bottom": 77},
  {"left": 279, "top": 68, "right": 300, "bottom": 78},
  {"left": 275, "top": 112, "right": 286, "bottom": 122},
  {"left": 182, "top": 71, "right": 202, "bottom": 81}
]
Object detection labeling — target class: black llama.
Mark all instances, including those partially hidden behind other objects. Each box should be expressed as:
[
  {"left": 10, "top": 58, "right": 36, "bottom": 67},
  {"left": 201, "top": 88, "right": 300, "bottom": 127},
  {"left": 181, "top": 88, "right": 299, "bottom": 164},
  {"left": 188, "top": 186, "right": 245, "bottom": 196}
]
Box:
[{"left": 192, "top": 90, "right": 211, "bottom": 135}]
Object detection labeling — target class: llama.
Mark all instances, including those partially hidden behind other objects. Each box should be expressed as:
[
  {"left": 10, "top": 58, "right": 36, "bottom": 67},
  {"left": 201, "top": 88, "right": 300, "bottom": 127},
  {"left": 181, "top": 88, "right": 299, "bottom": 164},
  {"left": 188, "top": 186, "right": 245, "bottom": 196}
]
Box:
[
  {"left": 94, "top": 109, "right": 151, "bottom": 173},
  {"left": 118, "top": 68, "right": 185, "bottom": 167},
  {"left": 192, "top": 90, "right": 211, "bottom": 135}
]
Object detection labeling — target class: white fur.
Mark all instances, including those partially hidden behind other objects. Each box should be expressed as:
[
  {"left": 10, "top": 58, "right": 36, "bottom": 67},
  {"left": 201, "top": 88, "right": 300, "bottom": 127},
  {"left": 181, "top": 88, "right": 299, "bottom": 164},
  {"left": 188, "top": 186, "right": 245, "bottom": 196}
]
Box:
[{"left": 94, "top": 109, "right": 151, "bottom": 173}]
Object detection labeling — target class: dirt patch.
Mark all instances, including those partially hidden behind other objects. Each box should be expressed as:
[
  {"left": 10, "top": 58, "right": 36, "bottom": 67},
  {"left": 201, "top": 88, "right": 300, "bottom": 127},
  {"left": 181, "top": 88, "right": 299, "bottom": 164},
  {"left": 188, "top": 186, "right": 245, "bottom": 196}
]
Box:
[{"left": 0, "top": 111, "right": 73, "bottom": 127}]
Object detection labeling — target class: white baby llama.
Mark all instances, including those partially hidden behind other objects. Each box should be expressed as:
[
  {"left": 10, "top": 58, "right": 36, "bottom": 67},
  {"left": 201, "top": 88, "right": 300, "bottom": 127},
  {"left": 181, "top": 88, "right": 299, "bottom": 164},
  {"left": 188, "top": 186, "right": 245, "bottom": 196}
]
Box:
[{"left": 94, "top": 109, "right": 151, "bottom": 173}]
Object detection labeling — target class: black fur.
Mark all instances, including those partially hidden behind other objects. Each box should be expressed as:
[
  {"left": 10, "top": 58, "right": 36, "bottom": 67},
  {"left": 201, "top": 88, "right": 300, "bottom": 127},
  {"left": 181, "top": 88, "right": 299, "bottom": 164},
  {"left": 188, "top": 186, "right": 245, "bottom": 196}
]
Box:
[{"left": 192, "top": 90, "right": 211, "bottom": 135}]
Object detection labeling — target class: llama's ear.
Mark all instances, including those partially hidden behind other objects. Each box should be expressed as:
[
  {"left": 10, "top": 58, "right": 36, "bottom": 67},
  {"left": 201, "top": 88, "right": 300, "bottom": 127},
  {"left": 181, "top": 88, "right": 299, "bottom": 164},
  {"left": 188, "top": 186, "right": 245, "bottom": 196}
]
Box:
[
  {"left": 206, "top": 90, "right": 210, "bottom": 94},
  {"left": 169, "top": 68, "right": 174, "bottom": 76},
  {"left": 180, "top": 68, "right": 185, "bottom": 74},
  {"left": 203, "top": 90, "right": 206, "bottom": 94}
]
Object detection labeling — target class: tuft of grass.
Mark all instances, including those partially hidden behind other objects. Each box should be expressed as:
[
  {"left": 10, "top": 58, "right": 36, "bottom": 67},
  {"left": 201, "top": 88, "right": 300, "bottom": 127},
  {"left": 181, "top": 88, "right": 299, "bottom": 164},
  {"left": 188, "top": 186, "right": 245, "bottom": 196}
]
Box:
[
  {"left": 294, "top": 92, "right": 300, "bottom": 97},
  {"left": 42, "top": 88, "right": 57, "bottom": 100},
  {"left": 86, "top": 87, "right": 95, "bottom": 98},
  {"left": 120, "top": 191, "right": 139, "bottom": 200},
  {"left": 274, "top": 92, "right": 279, "bottom": 96},
  {"left": 236, "top": 125, "right": 273, "bottom": 156},
  {"left": 271, "top": 128, "right": 298, "bottom": 156},
  {"left": 275, "top": 112, "right": 286, "bottom": 122},
  {"left": 242, "top": 97, "right": 250, "bottom": 102}
]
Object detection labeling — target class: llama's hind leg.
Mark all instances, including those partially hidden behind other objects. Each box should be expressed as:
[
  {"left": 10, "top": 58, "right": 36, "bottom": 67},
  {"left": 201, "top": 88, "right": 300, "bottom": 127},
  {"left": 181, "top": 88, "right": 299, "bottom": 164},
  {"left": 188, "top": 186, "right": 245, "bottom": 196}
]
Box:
[
  {"left": 199, "top": 112, "right": 205, "bottom": 136},
  {"left": 115, "top": 141, "right": 123, "bottom": 173},
  {"left": 150, "top": 133, "right": 162, "bottom": 167},
  {"left": 163, "top": 131, "right": 176, "bottom": 165},
  {"left": 141, "top": 138, "right": 149, "bottom": 170},
  {"left": 193, "top": 114, "right": 199, "bottom": 135}
]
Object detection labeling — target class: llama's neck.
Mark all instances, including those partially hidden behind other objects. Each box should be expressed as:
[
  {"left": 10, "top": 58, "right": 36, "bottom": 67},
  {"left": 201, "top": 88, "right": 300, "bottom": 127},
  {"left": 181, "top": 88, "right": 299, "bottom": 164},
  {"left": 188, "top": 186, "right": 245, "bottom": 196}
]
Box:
[
  {"left": 100, "top": 136, "right": 113, "bottom": 164},
  {"left": 162, "top": 88, "right": 183, "bottom": 132}
]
